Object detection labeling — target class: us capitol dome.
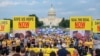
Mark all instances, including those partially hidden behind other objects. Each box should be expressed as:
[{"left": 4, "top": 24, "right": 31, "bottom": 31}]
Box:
[{"left": 39, "top": 4, "right": 62, "bottom": 27}]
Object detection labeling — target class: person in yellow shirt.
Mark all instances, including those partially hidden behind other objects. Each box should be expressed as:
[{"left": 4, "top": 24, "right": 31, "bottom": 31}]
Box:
[
  {"left": 15, "top": 38, "right": 21, "bottom": 47},
  {"left": 12, "top": 38, "right": 16, "bottom": 52},
  {"left": 69, "top": 39, "right": 74, "bottom": 48},
  {"left": 78, "top": 40, "right": 83, "bottom": 47},
  {"left": 2, "top": 39, "right": 7, "bottom": 48},
  {"left": 84, "top": 39, "right": 93, "bottom": 55},
  {"left": 88, "top": 38, "right": 93, "bottom": 55},
  {"left": 38, "top": 49, "right": 44, "bottom": 56},
  {"left": 15, "top": 38, "right": 21, "bottom": 54},
  {"left": 39, "top": 41, "right": 42, "bottom": 48},
  {"left": 73, "top": 49, "right": 79, "bottom": 56},
  {"left": 1, "top": 38, "right": 9, "bottom": 55},
  {"left": 88, "top": 38, "right": 93, "bottom": 49},
  {"left": 45, "top": 38, "right": 50, "bottom": 47},
  {"left": 45, "top": 48, "right": 52, "bottom": 54},
  {"left": 6, "top": 39, "right": 12, "bottom": 47},
  {"left": 51, "top": 40, "right": 54, "bottom": 48},
  {"left": 6, "top": 39, "right": 12, "bottom": 54},
  {"left": 84, "top": 40, "right": 89, "bottom": 48},
  {"left": 71, "top": 38, "right": 74, "bottom": 43},
  {"left": 65, "top": 37, "right": 71, "bottom": 48}
]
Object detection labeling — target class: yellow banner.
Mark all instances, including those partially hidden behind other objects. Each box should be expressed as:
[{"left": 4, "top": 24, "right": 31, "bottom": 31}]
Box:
[
  {"left": 93, "top": 20, "right": 100, "bottom": 33},
  {"left": 13, "top": 16, "right": 35, "bottom": 30},
  {"left": 0, "top": 20, "right": 10, "bottom": 33},
  {"left": 70, "top": 16, "right": 92, "bottom": 30}
]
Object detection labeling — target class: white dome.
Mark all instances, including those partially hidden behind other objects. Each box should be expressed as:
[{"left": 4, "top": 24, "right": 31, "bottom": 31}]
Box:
[
  {"left": 48, "top": 5, "right": 56, "bottom": 17},
  {"left": 48, "top": 7, "right": 55, "bottom": 13}
]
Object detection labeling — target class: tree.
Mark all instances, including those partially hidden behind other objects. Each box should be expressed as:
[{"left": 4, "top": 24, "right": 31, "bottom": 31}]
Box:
[
  {"left": 29, "top": 14, "right": 43, "bottom": 28},
  {"left": 59, "top": 18, "right": 65, "bottom": 27},
  {"left": 65, "top": 19, "right": 70, "bottom": 28},
  {"left": 59, "top": 18, "right": 69, "bottom": 28}
]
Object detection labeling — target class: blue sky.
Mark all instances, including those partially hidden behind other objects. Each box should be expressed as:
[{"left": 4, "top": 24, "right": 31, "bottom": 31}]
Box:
[{"left": 0, "top": 0, "right": 100, "bottom": 19}]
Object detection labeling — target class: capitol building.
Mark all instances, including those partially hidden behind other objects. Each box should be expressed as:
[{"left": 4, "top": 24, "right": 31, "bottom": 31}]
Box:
[{"left": 39, "top": 5, "right": 62, "bottom": 27}]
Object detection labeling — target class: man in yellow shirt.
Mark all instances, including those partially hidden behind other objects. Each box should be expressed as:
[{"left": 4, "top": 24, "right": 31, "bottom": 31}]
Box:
[
  {"left": 15, "top": 38, "right": 21, "bottom": 54},
  {"left": 2, "top": 40, "right": 7, "bottom": 48},
  {"left": 65, "top": 37, "right": 71, "bottom": 48},
  {"left": 88, "top": 39, "right": 93, "bottom": 56},
  {"left": 15, "top": 38, "right": 21, "bottom": 47},
  {"left": 1, "top": 39, "right": 9, "bottom": 55},
  {"left": 6, "top": 39, "right": 12, "bottom": 47},
  {"left": 12, "top": 38, "right": 16, "bottom": 52},
  {"left": 78, "top": 40, "right": 83, "bottom": 47},
  {"left": 38, "top": 41, "right": 42, "bottom": 48},
  {"left": 44, "top": 48, "right": 52, "bottom": 56},
  {"left": 84, "top": 40, "right": 89, "bottom": 48}
]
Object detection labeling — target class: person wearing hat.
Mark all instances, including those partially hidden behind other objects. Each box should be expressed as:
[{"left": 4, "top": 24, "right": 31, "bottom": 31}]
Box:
[{"left": 57, "top": 43, "right": 71, "bottom": 56}]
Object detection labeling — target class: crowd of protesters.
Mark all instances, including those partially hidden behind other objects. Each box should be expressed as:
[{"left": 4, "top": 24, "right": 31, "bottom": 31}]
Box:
[{"left": 0, "top": 31, "right": 99, "bottom": 56}]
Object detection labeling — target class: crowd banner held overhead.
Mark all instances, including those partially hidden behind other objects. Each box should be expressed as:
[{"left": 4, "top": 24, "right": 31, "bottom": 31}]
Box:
[
  {"left": 0, "top": 20, "right": 10, "bottom": 33},
  {"left": 93, "top": 20, "right": 100, "bottom": 33},
  {"left": 70, "top": 16, "right": 92, "bottom": 30},
  {"left": 13, "top": 16, "right": 35, "bottom": 30}
]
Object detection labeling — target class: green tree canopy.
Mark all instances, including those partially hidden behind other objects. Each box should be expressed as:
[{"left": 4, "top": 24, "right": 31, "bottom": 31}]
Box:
[
  {"left": 59, "top": 18, "right": 69, "bottom": 28},
  {"left": 29, "top": 14, "right": 43, "bottom": 28}
]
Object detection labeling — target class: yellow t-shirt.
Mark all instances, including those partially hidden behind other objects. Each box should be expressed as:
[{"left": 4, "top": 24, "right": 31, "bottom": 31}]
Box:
[
  {"left": 2, "top": 40, "right": 7, "bottom": 47},
  {"left": 33, "top": 48, "right": 40, "bottom": 53},
  {"left": 6, "top": 40, "right": 12, "bottom": 46},
  {"left": 84, "top": 41, "right": 89, "bottom": 47},
  {"left": 44, "top": 54, "right": 49, "bottom": 56},
  {"left": 45, "top": 48, "right": 52, "bottom": 54},
  {"left": 53, "top": 48, "right": 58, "bottom": 53},
  {"left": 67, "top": 48, "right": 75, "bottom": 56},
  {"left": 78, "top": 40, "right": 83, "bottom": 47},
  {"left": 89, "top": 41, "right": 93, "bottom": 48},
  {"left": 41, "top": 48, "right": 45, "bottom": 53},
  {"left": 66, "top": 39, "right": 71, "bottom": 48},
  {"left": 16, "top": 39, "right": 20, "bottom": 46}
]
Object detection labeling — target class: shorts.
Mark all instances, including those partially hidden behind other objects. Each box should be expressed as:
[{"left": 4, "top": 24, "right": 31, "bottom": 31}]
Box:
[
  {"left": 12, "top": 46, "right": 16, "bottom": 52},
  {"left": 1, "top": 47, "right": 9, "bottom": 55}
]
